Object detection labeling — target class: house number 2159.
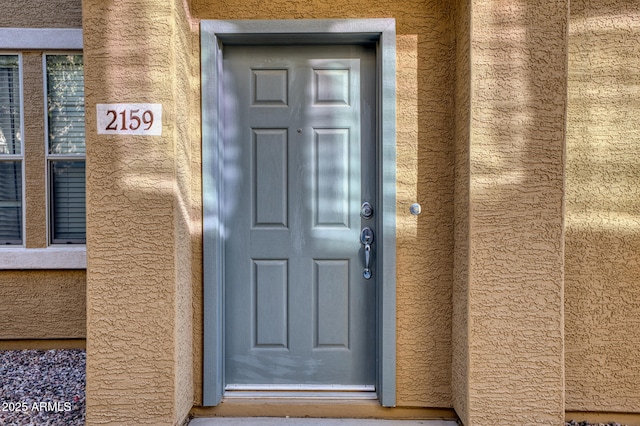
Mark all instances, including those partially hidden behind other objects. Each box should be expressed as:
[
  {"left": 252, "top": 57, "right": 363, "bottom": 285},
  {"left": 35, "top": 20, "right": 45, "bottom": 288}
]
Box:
[
  {"left": 105, "top": 109, "right": 154, "bottom": 131},
  {"left": 97, "top": 103, "right": 162, "bottom": 136}
]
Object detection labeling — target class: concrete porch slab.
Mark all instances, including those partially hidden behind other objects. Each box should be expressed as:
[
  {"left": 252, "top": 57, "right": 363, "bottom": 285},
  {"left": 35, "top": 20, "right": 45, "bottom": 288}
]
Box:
[{"left": 189, "top": 418, "right": 458, "bottom": 426}]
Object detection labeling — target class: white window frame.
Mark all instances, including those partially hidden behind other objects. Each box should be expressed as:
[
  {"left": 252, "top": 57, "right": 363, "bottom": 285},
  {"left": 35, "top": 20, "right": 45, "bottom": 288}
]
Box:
[
  {"left": 43, "top": 52, "right": 86, "bottom": 246},
  {"left": 0, "top": 28, "right": 85, "bottom": 269}
]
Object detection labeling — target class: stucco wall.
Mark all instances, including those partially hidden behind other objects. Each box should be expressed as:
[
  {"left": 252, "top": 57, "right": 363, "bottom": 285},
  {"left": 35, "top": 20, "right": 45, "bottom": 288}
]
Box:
[
  {"left": 6, "top": 0, "right": 640, "bottom": 422},
  {"left": 173, "top": 0, "right": 199, "bottom": 419},
  {"left": 23, "top": 53, "right": 48, "bottom": 249},
  {"left": 0, "top": 270, "right": 86, "bottom": 339},
  {"left": 0, "top": 0, "right": 81, "bottom": 28},
  {"left": 454, "top": 0, "right": 567, "bottom": 423},
  {"left": 83, "top": 0, "right": 196, "bottom": 424},
  {"left": 565, "top": 0, "right": 640, "bottom": 413},
  {"left": 452, "top": 0, "right": 470, "bottom": 422},
  {"left": 190, "top": 0, "right": 456, "bottom": 409}
]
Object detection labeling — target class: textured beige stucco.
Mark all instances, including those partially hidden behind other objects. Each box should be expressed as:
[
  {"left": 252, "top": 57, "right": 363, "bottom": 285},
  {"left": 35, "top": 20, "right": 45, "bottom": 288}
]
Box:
[
  {"left": 8, "top": 0, "right": 640, "bottom": 423},
  {"left": 22, "top": 53, "right": 47, "bottom": 249},
  {"left": 0, "top": 0, "right": 82, "bottom": 28},
  {"left": 565, "top": 0, "right": 640, "bottom": 413},
  {"left": 0, "top": 270, "right": 86, "bottom": 339},
  {"left": 190, "top": 0, "right": 456, "bottom": 409},
  {"left": 173, "top": 0, "right": 199, "bottom": 420},
  {"left": 83, "top": 0, "right": 196, "bottom": 424},
  {"left": 452, "top": 0, "right": 470, "bottom": 423},
  {"left": 454, "top": 0, "right": 567, "bottom": 424}
]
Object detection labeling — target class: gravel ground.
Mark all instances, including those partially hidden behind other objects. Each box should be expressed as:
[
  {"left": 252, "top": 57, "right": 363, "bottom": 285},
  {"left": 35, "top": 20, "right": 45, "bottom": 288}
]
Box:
[
  {"left": 566, "top": 423, "right": 626, "bottom": 426},
  {"left": 0, "top": 349, "right": 85, "bottom": 425}
]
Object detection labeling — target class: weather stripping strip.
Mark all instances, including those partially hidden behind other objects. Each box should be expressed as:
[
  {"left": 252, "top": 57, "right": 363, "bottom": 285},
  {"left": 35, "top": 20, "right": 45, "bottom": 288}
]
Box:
[{"left": 224, "top": 384, "right": 377, "bottom": 400}]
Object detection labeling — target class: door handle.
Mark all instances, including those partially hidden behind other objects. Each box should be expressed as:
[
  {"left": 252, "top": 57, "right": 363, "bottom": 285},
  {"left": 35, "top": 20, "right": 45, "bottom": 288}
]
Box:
[{"left": 360, "top": 227, "right": 374, "bottom": 280}]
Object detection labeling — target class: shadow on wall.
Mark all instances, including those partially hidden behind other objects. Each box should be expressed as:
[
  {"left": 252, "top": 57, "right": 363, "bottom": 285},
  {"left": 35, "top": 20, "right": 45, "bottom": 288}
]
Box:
[
  {"left": 197, "top": 3, "right": 458, "bottom": 408},
  {"left": 400, "top": 16, "right": 456, "bottom": 404},
  {"left": 84, "top": 0, "right": 197, "bottom": 422},
  {"left": 456, "top": 0, "right": 567, "bottom": 421},
  {"left": 565, "top": 0, "right": 640, "bottom": 412}
]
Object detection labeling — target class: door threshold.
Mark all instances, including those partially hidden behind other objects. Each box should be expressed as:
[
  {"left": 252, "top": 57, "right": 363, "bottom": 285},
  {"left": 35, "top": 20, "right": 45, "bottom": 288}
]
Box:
[
  {"left": 224, "top": 384, "right": 377, "bottom": 400},
  {"left": 191, "top": 403, "right": 459, "bottom": 421}
]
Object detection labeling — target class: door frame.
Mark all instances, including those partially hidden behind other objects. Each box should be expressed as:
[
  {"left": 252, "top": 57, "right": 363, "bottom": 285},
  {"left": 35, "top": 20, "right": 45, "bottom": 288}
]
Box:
[{"left": 201, "top": 18, "right": 397, "bottom": 407}]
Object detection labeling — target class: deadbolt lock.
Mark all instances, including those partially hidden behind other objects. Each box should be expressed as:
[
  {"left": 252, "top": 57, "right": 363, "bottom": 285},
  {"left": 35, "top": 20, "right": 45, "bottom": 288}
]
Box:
[{"left": 360, "top": 202, "right": 374, "bottom": 219}]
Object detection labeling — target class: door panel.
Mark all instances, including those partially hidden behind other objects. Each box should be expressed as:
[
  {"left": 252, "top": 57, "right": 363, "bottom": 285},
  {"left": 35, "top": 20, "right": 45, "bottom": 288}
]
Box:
[
  {"left": 253, "top": 129, "right": 288, "bottom": 227},
  {"left": 223, "top": 44, "right": 376, "bottom": 388},
  {"left": 313, "top": 129, "right": 350, "bottom": 227},
  {"left": 254, "top": 259, "right": 288, "bottom": 347},
  {"left": 314, "top": 259, "right": 350, "bottom": 347}
]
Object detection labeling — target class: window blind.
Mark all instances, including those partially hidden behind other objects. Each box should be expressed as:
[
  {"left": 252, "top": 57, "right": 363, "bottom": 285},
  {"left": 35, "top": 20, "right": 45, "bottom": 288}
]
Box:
[
  {"left": 0, "top": 55, "right": 20, "bottom": 155},
  {"left": 0, "top": 161, "right": 22, "bottom": 244},
  {"left": 0, "top": 55, "right": 22, "bottom": 244},
  {"left": 50, "top": 161, "right": 85, "bottom": 243},
  {"left": 47, "top": 55, "right": 85, "bottom": 155},
  {"left": 47, "top": 55, "right": 86, "bottom": 243}
]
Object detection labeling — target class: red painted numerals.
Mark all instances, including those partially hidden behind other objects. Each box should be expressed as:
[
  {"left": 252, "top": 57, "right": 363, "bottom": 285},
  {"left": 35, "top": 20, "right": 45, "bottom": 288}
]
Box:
[{"left": 105, "top": 108, "right": 154, "bottom": 131}]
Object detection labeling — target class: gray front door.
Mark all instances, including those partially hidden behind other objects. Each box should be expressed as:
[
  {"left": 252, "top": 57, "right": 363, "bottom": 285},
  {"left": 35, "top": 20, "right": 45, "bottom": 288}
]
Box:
[{"left": 223, "top": 44, "right": 377, "bottom": 389}]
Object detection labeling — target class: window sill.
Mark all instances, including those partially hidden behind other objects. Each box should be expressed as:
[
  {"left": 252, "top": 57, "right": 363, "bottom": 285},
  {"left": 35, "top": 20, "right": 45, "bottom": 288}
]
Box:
[
  {"left": 0, "top": 247, "right": 86, "bottom": 270},
  {"left": 0, "top": 28, "right": 83, "bottom": 50}
]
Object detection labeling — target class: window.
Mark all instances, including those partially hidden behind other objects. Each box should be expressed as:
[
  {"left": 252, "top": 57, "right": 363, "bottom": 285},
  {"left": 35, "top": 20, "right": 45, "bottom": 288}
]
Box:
[
  {"left": 0, "top": 53, "right": 86, "bottom": 247},
  {"left": 0, "top": 54, "right": 23, "bottom": 245},
  {"left": 0, "top": 28, "right": 84, "bottom": 268},
  {"left": 46, "top": 54, "right": 85, "bottom": 244}
]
